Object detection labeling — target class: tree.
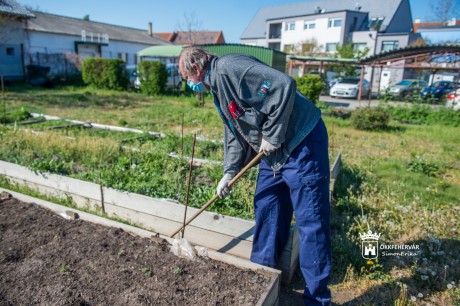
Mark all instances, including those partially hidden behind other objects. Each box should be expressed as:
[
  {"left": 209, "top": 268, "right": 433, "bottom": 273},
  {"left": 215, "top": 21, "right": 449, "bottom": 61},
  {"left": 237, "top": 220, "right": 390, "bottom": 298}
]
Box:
[
  {"left": 287, "top": 38, "right": 323, "bottom": 56},
  {"left": 331, "top": 44, "right": 369, "bottom": 76},
  {"left": 175, "top": 12, "right": 203, "bottom": 45},
  {"left": 409, "top": 37, "right": 429, "bottom": 47},
  {"left": 429, "top": 0, "right": 459, "bottom": 23},
  {"left": 83, "top": 14, "right": 90, "bottom": 21}
]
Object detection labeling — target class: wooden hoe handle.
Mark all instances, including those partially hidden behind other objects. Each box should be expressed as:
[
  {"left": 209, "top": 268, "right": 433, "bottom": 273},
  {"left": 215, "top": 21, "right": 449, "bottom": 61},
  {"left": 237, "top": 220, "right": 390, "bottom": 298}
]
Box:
[{"left": 169, "top": 151, "right": 265, "bottom": 238}]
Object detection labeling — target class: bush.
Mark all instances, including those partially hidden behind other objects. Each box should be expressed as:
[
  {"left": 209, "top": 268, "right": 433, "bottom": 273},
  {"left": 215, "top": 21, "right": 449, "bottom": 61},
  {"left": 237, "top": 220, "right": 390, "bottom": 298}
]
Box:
[
  {"left": 0, "top": 107, "right": 31, "bottom": 124},
  {"left": 351, "top": 107, "right": 390, "bottom": 131},
  {"left": 137, "top": 61, "right": 167, "bottom": 95},
  {"left": 295, "top": 74, "right": 325, "bottom": 103},
  {"left": 384, "top": 105, "right": 460, "bottom": 127},
  {"left": 82, "top": 58, "right": 128, "bottom": 90}
]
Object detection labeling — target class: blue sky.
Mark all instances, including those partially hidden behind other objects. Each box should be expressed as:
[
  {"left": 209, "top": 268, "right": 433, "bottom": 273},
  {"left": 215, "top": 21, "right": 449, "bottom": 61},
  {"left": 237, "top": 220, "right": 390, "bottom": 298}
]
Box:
[{"left": 19, "top": 0, "right": 433, "bottom": 43}]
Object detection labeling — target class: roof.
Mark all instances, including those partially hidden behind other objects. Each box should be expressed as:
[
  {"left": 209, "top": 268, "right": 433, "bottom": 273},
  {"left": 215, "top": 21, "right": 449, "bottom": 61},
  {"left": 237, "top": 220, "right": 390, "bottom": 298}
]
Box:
[
  {"left": 26, "top": 11, "right": 171, "bottom": 45},
  {"left": 414, "top": 20, "right": 460, "bottom": 32},
  {"left": 360, "top": 44, "right": 460, "bottom": 64},
  {"left": 154, "top": 31, "right": 225, "bottom": 45},
  {"left": 0, "top": 0, "right": 34, "bottom": 18},
  {"left": 241, "top": 0, "right": 403, "bottom": 39},
  {"left": 138, "top": 45, "right": 184, "bottom": 57},
  {"left": 288, "top": 55, "right": 358, "bottom": 63}
]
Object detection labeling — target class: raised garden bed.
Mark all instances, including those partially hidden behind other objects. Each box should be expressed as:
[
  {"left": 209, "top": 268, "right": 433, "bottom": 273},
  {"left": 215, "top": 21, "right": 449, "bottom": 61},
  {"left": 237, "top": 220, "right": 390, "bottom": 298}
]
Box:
[{"left": 0, "top": 190, "right": 280, "bottom": 305}]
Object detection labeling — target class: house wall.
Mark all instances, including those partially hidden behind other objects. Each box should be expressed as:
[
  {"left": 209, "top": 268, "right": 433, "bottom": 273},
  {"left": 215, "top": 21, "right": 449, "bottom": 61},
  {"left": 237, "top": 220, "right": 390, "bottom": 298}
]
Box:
[
  {"left": 375, "top": 34, "right": 409, "bottom": 54},
  {"left": 0, "top": 18, "right": 26, "bottom": 80},
  {"left": 23, "top": 31, "right": 153, "bottom": 76},
  {"left": 241, "top": 38, "right": 270, "bottom": 48},
  {"left": 274, "top": 12, "right": 346, "bottom": 53}
]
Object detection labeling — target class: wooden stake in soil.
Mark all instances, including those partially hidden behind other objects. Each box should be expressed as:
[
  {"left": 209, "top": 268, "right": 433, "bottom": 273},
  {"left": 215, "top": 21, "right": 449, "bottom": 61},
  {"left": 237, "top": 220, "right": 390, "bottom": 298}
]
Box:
[
  {"left": 181, "top": 113, "right": 184, "bottom": 160},
  {"left": 170, "top": 151, "right": 265, "bottom": 238},
  {"left": 181, "top": 134, "right": 196, "bottom": 238}
]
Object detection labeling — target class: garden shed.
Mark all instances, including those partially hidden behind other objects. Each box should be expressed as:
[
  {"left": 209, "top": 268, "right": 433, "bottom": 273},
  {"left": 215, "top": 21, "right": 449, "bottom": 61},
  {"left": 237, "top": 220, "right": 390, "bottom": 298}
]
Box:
[
  {"left": 200, "top": 43, "right": 287, "bottom": 73},
  {"left": 137, "top": 44, "right": 287, "bottom": 72}
]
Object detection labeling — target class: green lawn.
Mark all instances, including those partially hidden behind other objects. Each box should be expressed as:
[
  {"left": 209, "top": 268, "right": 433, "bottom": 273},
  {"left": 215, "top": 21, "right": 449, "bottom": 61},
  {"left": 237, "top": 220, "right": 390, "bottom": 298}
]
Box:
[{"left": 1, "top": 85, "right": 459, "bottom": 305}]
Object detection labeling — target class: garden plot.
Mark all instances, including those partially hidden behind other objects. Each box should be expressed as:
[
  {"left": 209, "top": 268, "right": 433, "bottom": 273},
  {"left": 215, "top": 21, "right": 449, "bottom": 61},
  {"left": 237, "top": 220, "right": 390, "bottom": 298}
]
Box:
[
  {"left": 0, "top": 113, "right": 340, "bottom": 285},
  {"left": 0, "top": 192, "right": 279, "bottom": 305}
]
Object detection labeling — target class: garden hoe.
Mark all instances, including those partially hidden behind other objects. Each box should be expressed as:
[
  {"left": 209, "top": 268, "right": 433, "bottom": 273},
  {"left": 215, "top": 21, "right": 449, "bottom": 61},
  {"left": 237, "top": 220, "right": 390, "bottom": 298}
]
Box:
[{"left": 169, "top": 151, "right": 265, "bottom": 238}]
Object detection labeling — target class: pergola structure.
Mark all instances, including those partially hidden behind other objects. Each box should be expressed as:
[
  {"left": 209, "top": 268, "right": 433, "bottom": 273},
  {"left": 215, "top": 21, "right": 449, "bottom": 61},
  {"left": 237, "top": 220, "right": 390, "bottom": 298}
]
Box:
[
  {"left": 357, "top": 45, "right": 460, "bottom": 102},
  {"left": 288, "top": 45, "right": 460, "bottom": 103}
]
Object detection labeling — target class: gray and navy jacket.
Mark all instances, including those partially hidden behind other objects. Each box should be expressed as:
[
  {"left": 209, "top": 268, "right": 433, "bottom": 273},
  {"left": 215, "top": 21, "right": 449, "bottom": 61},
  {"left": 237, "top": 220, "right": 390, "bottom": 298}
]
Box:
[{"left": 204, "top": 54, "right": 321, "bottom": 174}]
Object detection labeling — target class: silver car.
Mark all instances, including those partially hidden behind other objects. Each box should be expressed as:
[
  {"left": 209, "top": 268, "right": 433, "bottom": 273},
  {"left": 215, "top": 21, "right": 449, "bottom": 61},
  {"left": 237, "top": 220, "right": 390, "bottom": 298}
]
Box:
[
  {"left": 329, "top": 78, "right": 370, "bottom": 99},
  {"left": 387, "top": 79, "right": 427, "bottom": 98}
]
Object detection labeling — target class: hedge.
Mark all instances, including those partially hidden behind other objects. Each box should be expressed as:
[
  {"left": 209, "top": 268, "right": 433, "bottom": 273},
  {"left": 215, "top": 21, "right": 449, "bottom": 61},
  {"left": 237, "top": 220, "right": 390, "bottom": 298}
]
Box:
[
  {"left": 137, "top": 61, "right": 167, "bottom": 95},
  {"left": 294, "top": 74, "right": 325, "bottom": 103},
  {"left": 82, "top": 58, "right": 129, "bottom": 90}
]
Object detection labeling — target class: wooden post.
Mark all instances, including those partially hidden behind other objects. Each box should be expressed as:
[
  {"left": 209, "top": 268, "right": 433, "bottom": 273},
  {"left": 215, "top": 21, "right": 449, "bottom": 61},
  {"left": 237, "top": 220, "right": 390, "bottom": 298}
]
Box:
[
  {"left": 358, "top": 66, "right": 365, "bottom": 105},
  {"left": 1, "top": 75, "right": 5, "bottom": 124},
  {"left": 181, "top": 134, "right": 196, "bottom": 238}
]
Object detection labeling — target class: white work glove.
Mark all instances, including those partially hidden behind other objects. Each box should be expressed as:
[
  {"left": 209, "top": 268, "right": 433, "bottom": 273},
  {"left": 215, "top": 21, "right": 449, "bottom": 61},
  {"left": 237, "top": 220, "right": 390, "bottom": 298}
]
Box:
[
  {"left": 217, "top": 173, "right": 234, "bottom": 199},
  {"left": 259, "top": 139, "right": 281, "bottom": 156}
]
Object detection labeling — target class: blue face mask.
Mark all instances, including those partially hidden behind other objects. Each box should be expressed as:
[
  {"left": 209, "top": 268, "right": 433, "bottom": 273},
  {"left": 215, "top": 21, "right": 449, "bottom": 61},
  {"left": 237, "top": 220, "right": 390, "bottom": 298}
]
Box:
[{"left": 187, "top": 79, "right": 207, "bottom": 93}]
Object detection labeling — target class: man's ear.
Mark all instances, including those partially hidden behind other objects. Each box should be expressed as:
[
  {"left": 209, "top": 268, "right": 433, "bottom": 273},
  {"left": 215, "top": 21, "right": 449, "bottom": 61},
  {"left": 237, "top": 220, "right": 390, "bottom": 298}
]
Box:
[{"left": 192, "top": 63, "right": 202, "bottom": 77}]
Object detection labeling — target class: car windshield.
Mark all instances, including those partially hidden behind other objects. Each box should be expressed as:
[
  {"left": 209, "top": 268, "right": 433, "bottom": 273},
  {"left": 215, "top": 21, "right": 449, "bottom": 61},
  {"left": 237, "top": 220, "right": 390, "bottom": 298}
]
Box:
[
  {"left": 339, "top": 78, "right": 360, "bottom": 84},
  {"left": 396, "top": 80, "right": 412, "bottom": 86},
  {"left": 433, "top": 81, "right": 450, "bottom": 87}
]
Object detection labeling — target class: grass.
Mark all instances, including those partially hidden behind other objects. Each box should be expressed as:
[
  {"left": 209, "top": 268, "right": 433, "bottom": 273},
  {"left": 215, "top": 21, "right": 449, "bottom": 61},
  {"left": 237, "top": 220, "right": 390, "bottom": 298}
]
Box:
[{"left": 1, "top": 85, "right": 459, "bottom": 304}]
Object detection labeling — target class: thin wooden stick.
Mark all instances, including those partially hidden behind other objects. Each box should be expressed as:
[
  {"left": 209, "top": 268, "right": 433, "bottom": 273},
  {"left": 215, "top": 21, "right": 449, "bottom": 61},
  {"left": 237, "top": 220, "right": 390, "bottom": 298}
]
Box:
[
  {"left": 181, "top": 134, "right": 196, "bottom": 238},
  {"left": 1, "top": 75, "right": 5, "bottom": 124},
  {"left": 170, "top": 151, "right": 264, "bottom": 238}
]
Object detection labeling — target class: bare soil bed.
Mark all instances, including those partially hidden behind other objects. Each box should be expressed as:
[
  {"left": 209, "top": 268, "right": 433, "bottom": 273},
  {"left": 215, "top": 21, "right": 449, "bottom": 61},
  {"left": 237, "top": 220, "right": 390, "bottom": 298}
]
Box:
[{"left": 0, "top": 195, "right": 272, "bottom": 305}]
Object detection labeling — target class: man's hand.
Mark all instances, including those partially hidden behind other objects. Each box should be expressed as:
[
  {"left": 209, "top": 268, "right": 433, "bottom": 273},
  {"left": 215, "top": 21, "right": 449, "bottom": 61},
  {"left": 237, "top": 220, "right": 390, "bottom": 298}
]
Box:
[
  {"left": 217, "top": 173, "right": 234, "bottom": 198},
  {"left": 259, "top": 139, "right": 281, "bottom": 156}
]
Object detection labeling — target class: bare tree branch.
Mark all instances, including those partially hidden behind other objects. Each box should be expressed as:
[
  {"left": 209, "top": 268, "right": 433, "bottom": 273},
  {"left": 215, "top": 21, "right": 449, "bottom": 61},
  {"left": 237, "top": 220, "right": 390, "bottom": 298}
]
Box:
[
  {"left": 175, "top": 12, "right": 203, "bottom": 45},
  {"left": 429, "top": 0, "right": 459, "bottom": 23}
]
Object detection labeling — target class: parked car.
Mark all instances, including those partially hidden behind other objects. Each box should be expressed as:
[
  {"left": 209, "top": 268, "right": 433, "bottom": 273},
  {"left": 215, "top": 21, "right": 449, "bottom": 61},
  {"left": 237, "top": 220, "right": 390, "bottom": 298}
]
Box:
[
  {"left": 126, "top": 65, "right": 139, "bottom": 89},
  {"left": 128, "top": 63, "right": 181, "bottom": 90},
  {"left": 329, "top": 78, "right": 370, "bottom": 99},
  {"left": 166, "top": 64, "right": 182, "bottom": 90},
  {"left": 387, "top": 79, "right": 427, "bottom": 98},
  {"left": 446, "top": 88, "right": 460, "bottom": 111},
  {"left": 420, "top": 81, "right": 455, "bottom": 100}
]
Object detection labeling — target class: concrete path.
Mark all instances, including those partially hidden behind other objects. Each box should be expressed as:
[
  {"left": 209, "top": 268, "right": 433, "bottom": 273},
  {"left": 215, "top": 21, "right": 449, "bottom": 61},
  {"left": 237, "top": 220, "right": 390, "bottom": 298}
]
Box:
[{"left": 319, "top": 95, "right": 443, "bottom": 110}]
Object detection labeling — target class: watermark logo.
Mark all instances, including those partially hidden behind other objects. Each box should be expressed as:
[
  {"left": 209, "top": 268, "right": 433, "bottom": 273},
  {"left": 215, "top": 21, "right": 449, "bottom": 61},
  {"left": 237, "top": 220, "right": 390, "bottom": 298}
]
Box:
[{"left": 360, "top": 230, "right": 381, "bottom": 260}]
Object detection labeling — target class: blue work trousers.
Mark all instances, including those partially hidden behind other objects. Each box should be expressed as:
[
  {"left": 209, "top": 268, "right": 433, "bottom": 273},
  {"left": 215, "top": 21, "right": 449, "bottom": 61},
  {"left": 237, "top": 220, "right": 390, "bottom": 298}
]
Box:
[{"left": 251, "top": 119, "right": 331, "bottom": 306}]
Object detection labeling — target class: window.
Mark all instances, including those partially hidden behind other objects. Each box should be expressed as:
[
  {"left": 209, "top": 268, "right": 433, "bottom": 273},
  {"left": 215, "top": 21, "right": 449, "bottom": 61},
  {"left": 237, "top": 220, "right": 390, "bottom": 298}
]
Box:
[
  {"left": 118, "top": 52, "right": 127, "bottom": 62},
  {"left": 325, "top": 43, "right": 338, "bottom": 52},
  {"left": 304, "top": 22, "right": 316, "bottom": 30},
  {"left": 6, "top": 47, "right": 14, "bottom": 56},
  {"left": 328, "top": 18, "right": 342, "bottom": 28},
  {"left": 284, "top": 22, "right": 296, "bottom": 31},
  {"left": 368, "top": 17, "right": 384, "bottom": 30},
  {"left": 352, "top": 43, "right": 367, "bottom": 52},
  {"left": 268, "top": 42, "right": 281, "bottom": 51},
  {"left": 381, "top": 41, "right": 399, "bottom": 52},
  {"left": 283, "top": 44, "right": 295, "bottom": 53}
]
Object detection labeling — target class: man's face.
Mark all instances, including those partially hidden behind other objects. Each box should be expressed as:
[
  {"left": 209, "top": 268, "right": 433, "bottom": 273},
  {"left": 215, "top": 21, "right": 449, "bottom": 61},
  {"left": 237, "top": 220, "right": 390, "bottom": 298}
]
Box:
[{"left": 179, "top": 58, "right": 202, "bottom": 84}]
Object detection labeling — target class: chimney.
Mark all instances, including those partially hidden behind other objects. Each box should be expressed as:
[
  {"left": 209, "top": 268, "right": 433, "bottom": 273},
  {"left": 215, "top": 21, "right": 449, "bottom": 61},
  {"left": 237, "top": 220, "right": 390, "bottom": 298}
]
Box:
[{"left": 148, "top": 22, "right": 153, "bottom": 36}]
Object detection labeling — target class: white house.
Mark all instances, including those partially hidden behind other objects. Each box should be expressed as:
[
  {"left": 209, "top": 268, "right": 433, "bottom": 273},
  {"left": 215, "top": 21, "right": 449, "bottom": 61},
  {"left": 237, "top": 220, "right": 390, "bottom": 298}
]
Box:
[
  {"left": 0, "top": 0, "right": 35, "bottom": 80},
  {"left": 241, "top": 0, "right": 419, "bottom": 56},
  {"left": 23, "top": 11, "right": 171, "bottom": 78},
  {"left": 0, "top": 0, "right": 171, "bottom": 81}
]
